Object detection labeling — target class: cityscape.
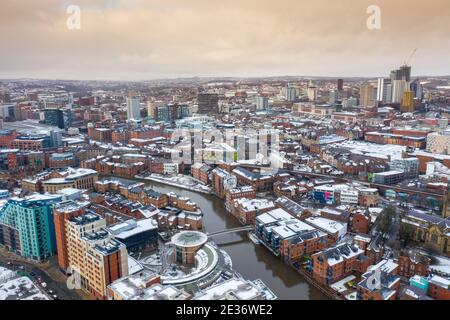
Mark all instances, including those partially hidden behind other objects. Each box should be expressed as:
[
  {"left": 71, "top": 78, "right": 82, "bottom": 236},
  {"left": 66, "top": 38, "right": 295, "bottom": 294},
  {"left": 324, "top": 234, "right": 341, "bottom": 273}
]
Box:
[{"left": 0, "top": 0, "right": 450, "bottom": 304}]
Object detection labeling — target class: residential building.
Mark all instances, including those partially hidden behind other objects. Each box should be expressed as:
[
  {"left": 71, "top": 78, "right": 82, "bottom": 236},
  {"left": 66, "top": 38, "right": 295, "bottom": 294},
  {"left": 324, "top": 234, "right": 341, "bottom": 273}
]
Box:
[
  {"left": 397, "top": 252, "right": 430, "bottom": 278},
  {"left": 428, "top": 275, "right": 450, "bottom": 300},
  {"left": 357, "top": 259, "right": 401, "bottom": 300},
  {"left": 0, "top": 194, "right": 61, "bottom": 261},
  {"left": 311, "top": 243, "right": 365, "bottom": 285},
  {"left": 53, "top": 200, "right": 89, "bottom": 271},
  {"left": 65, "top": 212, "right": 129, "bottom": 299}
]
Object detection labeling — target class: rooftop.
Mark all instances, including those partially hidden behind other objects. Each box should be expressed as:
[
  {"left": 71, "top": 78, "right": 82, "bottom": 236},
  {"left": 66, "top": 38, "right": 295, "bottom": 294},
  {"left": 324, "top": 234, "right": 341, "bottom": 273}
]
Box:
[{"left": 171, "top": 231, "right": 208, "bottom": 248}]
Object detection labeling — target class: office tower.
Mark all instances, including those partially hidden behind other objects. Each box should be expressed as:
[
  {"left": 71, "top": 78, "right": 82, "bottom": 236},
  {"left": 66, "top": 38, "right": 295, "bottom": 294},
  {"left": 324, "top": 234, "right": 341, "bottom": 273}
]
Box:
[
  {"left": 147, "top": 101, "right": 157, "bottom": 119},
  {"left": 329, "top": 90, "right": 339, "bottom": 105},
  {"left": 385, "top": 84, "right": 393, "bottom": 104},
  {"left": 343, "top": 97, "right": 358, "bottom": 109},
  {"left": 67, "top": 93, "right": 74, "bottom": 109},
  {"left": 410, "top": 80, "right": 423, "bottom": 100},
  {"left": 0, "top": 194, "right": 61, "bottom": 261},
  {"left": 306, "top": 82, "right": 317, "bottom": 102},
  {"left": 50, "top": 129, "right": 62, "bottom": 148},
  {"left": 197, "top": 93, "right": 219, "bottom": 114},
  {"left": 256, "top": 96, "right": 269, "bottom": 110},
  {"left": 286, "top": 85, "right": 297, "bottom": 102},
  {"left": 360, "top": 84, "right": 377, "bottom": 107},
  {"left": 392, "top": 80, "right": 409, "bottom": 104},
  {"left": 147, "top": 100, "right": 165, "bottom": 119},
  {"left": 390, "top": 64, "right": 411, "bottom": 82},
  {"left": 337, "top": 79, "right": 344, "bottom": 91},
  {"left": 151, "top": 103, "right": 189, "bottom": 123},
  {"left": 376, "top": 78, "right": 392, "bottom": 103},
  {"left": 399, "top": 65, "right": 411, "bottom": 82},
  {"left": 401, "top": 91, "right": 415, "bottom": 112},
  {"left": 126, "top": 97, "right": 141, "bottom": 120},
  {"left": 416, "top": 83, "right": 423, "bottom": 100},
  {"left": 44, "top": 109, "right": 65, "bottom": 129}
]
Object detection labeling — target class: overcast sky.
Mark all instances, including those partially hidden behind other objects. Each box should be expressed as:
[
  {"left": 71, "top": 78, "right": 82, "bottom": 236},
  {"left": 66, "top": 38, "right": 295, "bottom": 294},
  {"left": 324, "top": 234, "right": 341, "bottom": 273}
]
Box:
[{"left": 1, "top": 0, "right": 449, "bottom": 80}]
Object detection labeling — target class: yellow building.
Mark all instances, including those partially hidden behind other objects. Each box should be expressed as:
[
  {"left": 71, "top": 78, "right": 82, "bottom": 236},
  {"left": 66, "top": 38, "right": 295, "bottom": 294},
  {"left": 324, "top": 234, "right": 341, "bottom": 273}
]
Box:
[
  {"left": 66, "top": 213, "right": 129, "bottom": 299},
  {"left": 42, "top": 168, "right": 98, "bottom": 193},
  {"left": 402, "top": 211, "right": 449, "bottom": 256},
  {"left": 401, "top": 91, "right": 415, "bottom": 112}
]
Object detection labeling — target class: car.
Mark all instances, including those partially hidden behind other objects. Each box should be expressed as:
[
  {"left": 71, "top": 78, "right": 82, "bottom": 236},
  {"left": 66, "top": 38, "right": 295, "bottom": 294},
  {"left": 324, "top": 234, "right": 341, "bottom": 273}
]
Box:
[
  {"left": 18, "top": 265, "right": 25, "bottom": 270},
  {"left": 6, "top": 262, "right": 11, "bottom": 266},
  {"left": 41, "top": 282, "right": 47, "bottom": 288},
  {"left": 52, "top": 295, "right": 59, "bottom": 300},
  {"left": 30, "top": 272, "right": 36, "bottom": 277},
  {"left": 37, "top": 276, "right": 43, "bottom": 283},
  {"left": 48, "top": 290, "right": 54, "bottom": 294}
]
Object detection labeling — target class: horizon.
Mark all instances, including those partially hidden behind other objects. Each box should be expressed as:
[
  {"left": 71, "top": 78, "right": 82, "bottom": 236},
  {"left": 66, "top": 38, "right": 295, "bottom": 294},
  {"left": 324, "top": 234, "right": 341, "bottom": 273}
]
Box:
[{"left": 2, "top": 71, "right": 450, "bottom": 83}]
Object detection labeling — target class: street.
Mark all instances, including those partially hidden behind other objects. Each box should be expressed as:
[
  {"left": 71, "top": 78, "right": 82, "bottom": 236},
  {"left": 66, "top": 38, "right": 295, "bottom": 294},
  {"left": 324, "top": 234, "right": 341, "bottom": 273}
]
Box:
[{"left": 0, "top": 249, "right": 89, "bottom": 300}]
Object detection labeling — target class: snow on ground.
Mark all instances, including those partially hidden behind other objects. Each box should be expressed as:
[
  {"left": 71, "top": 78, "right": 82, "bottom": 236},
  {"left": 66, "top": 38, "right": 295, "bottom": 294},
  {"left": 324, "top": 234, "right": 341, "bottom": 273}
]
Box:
[
  {"left": 0, "top": 274, "right": 49, "bottom": 300},
  {"left": 429, "top": 255, "right": 450, "bottom": 277},
  {"left": 330, "top": 275, "right": 356, "bottom": 293},
  {"left": 141, "top": 174, "right": 212, "bottom": 194}
]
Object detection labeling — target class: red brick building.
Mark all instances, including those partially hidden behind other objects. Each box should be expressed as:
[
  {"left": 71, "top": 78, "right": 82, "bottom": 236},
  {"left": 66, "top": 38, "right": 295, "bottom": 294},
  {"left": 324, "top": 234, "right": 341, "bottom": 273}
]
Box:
[
  {"left": 351, "top": 211, "right": 371, "bottom": 234},
  {"left": 428, "top": 275, "right": 450, "bottom": 300},
  {"left": 0, "top": 129, "right": 17, "bottom": 148},
  {"left": 231, "top": 167, "right": 274, "bottom": 192},
  {"left": 311, "top": 243, "right": 365, "bottom": 285},
  {"left": 225, "top": 186, "right": 256, "bottom": 212},
  {"left": 397, "top": 252, "right": 430, "bottom": 278},
  {"left": 191, "top": 163, "right": 212, "bottom": 185},
  {"left": 88, "top": 126, "right": 112, "bottom": 143},
  {"left": 53, "top": 201, "right": 88, "bottom": 271}
]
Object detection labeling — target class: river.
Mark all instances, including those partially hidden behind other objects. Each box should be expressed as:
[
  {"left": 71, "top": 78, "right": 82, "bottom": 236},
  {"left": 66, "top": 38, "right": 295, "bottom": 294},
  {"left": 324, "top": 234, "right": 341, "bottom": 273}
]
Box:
[{"left": 124, "top": 177, "right": 328, "bottom": 300}]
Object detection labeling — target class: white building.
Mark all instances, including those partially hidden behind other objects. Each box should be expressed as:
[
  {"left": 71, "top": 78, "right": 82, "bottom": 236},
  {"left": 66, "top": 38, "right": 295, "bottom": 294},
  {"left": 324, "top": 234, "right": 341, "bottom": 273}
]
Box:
[
  {"left": 391, "top": 80, "right": 409, "bottom": 104},
  {"left": 389, "top": 158, "right": 419, "bottom": 178},
  {"left": 286, "top": 86, "right": 297, "bottom": 102},
  {"left": 126, "top": 97, "right": 141, "bottom": 121},
  {"left": 376, "top": 78, "right": 392, "bottom": 103},
  {"left": 427, "top": 132, "right": 450, "bottom": 154},
  {"left": 255, "top": 96, "right": 269, "bottom": 110},
  {"left": 334, "top": 185, "right": 359, "bottom": 205},
  {"left": 307, "top": 85, "right": 318, "bottom": 102},
  {"left": 163, "top": 162, "right": 179, "bottom": 175}
]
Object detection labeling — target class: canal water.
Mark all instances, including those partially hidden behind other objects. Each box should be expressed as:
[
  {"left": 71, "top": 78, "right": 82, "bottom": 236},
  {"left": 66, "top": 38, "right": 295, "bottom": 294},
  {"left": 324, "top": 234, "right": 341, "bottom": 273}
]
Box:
[{"left": 127, "top": 177, "right": 328, "bottom": 300}]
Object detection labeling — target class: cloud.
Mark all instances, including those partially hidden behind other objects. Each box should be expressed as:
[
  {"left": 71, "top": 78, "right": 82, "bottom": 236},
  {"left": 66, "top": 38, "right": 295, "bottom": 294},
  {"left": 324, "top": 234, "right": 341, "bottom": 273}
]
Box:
[{"left": 1, "top": 0, "right": 449, "bottom": 80}]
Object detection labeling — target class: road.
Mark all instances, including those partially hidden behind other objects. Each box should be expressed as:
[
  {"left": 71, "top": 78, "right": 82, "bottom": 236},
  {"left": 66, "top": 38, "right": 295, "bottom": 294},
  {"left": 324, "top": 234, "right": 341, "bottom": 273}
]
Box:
[
  {"left": 241, "top": 165, "right": 447, "bottom": 199},
  {"left": 0, "top": 249, "right": 89, "bottom": 300}
]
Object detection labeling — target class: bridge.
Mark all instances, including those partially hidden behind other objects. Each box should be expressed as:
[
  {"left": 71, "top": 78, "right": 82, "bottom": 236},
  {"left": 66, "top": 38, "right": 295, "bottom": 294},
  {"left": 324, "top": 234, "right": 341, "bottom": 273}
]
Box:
[{"left": 206, "top": 226, "right": 253, "bottom": 238}]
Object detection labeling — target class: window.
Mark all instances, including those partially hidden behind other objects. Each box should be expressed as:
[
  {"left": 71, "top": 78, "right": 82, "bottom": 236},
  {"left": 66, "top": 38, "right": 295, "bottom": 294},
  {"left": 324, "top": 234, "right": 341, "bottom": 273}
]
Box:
[{"left": 431, "top": 234, "right": 438, "bottom": 244}]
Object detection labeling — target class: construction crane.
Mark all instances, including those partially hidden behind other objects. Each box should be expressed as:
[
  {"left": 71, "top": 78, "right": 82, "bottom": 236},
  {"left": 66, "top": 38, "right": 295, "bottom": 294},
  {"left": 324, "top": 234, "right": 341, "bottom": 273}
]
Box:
[{"left": 404, "top": 48, "right": 418, "bottom": 66}]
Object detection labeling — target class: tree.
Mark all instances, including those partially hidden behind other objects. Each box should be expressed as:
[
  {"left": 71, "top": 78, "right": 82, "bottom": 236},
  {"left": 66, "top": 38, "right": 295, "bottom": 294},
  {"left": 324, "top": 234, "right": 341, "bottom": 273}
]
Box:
[
  {"left": 398, "top": 223, "right": 415, "bottom": 247},
  {"left": 377, "top": 206, "right": 395, "bottom": 237}
]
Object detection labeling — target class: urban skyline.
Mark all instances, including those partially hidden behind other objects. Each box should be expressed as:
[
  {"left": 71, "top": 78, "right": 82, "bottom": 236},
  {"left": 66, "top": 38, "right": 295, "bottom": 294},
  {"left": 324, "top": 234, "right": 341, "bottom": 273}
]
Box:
[{"left": 0, "top": 0, "right": 449, "bottom": 307}]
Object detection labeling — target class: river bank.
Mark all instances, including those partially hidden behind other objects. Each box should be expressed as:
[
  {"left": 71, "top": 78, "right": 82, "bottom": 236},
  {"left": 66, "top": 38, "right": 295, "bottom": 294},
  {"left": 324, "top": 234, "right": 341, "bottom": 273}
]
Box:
[
  {"left": 115, "top": 175, "right": 329, "bottom": 300},
  {"left": 135, "top": 173, "right": 212, "bottom": 194}
]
